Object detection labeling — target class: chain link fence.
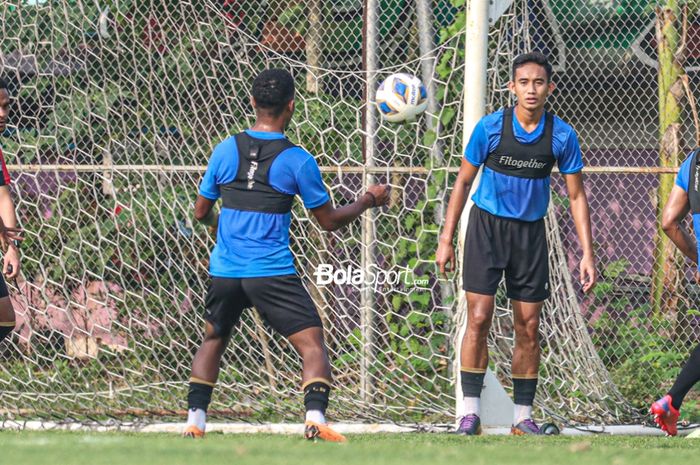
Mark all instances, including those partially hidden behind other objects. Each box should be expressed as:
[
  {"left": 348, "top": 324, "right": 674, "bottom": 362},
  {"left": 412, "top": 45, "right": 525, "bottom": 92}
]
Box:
[{"left": 0, "top": 0, "right": 697, "bottom": 426}]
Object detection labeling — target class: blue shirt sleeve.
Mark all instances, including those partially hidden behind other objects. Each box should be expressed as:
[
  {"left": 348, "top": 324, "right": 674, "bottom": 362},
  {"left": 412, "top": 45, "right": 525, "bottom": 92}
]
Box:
[
  {"left": 676, "top": 154, "right": 693, "bottom": 192},
  {"left": 464, "top": 120, "right": 490, "bottom": 167},
  {"left": 678, "top": 153, "right": 697, "bottom": 271},
  {"left": 557, "top": 129, "right": 584, "bottom": 174},
  {"left": 296, "top": 157, "right": 330, "bottom": 209},
  {"left": 199, "top": 143, "right": 225, "bottom": 200},
  {"left": 692, "top": 215, "right": 700, "bottom": 273}
]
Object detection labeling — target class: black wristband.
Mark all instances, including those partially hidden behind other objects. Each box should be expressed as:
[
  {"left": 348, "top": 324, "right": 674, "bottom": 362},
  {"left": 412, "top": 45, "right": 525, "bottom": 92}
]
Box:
[{"left": 364, "top": 192, "right": 377, "bottom": 208}]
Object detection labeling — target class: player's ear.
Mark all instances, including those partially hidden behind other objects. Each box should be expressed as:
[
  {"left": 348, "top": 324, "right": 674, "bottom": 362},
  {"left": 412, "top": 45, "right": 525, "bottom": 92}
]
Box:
[
  {"left": 507, "top": 80, "right": 516, "bottom": 94},
  {"left": 288, "top": 99, "right": 295, "bottom": 114},
  {"left": 547, "top": 80, "right": 556, "bottom": 95},
  {"left": 250, "top": 96, "right": 257, "bottom": 109}
]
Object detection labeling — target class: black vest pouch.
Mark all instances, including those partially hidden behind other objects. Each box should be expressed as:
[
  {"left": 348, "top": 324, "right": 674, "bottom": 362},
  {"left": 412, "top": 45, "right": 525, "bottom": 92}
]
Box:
[
  {"left": 484, "top": 107, "right": 556, "bottom": 179},
  {"left": 220, "top": 132, "right": 296, "bottom": 214},
  {"left": 688, "top": 149, "right": 700, "bottom": 214}
]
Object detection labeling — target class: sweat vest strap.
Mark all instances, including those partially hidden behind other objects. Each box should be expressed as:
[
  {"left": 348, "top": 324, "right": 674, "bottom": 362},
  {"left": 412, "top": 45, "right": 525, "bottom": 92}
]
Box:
[{"left": 220, "top": 132, "right": 296, "bottom": 214}]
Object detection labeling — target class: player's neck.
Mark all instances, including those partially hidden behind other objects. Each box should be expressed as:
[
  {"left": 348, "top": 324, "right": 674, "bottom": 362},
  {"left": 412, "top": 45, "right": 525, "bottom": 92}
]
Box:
[
  {"left": 250, "top": 119, "right": 285, "bottom": 134},
  {"left": 513, "top": 104, "right": 545, "bottom": 132}
]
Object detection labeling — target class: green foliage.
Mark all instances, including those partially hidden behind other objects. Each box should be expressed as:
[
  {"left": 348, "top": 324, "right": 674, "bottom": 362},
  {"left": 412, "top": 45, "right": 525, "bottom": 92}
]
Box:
[
  {"left": 294, "top": 97, "right": 362, "bottom": 164},
  {"left": 1, "top": 1, "right": 249, "bottom": 167},
  {"left": 19, "top": 176, "right": 199, "bottom": 292},
  {"left": 602, "top": 315, "right": 700, "bottom": 422},
  {"left": 277, "top": 4, "right": 307, "bottom": 35},
  {"left": 590, "top": 261, "right": 700, "bottom": 422}
]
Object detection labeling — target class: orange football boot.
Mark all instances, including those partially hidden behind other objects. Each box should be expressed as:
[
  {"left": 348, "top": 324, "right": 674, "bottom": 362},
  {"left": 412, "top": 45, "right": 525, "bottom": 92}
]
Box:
[
  {"left": 182, "top": 424, "right": 205, "bottom": 438},
  {"left": 304, "top": 421, "right": 347, "bottom": 442}
]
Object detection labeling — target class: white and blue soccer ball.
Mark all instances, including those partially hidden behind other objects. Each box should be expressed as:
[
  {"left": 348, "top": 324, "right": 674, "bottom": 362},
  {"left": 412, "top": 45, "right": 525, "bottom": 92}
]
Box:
[{"left": 376, "top": 73, "right": 428, "bottom": 123}]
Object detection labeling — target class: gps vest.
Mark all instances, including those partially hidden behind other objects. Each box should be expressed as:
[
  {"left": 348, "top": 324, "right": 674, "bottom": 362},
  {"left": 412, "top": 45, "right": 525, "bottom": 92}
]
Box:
[
  {"left": 220, "top": 132, "right": 296, "bottom": 214},
  {"left": 688, "top": 149, "right": 700, "bottom": 214},
  {"left": 484, "top": 107, "right": 556, "bottom": 179}
]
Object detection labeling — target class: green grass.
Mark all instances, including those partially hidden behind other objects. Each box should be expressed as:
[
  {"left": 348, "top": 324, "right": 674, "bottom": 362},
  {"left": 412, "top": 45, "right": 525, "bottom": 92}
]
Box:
[{"left": 1, "top": 431, "right": 699, "bottom": 465}]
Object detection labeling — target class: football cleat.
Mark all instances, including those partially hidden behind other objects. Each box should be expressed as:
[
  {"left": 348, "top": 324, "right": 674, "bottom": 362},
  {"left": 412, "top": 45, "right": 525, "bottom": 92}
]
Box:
[
  {"left": 182, "top": 424, "right": 205, "bottom": 438},
  {"left": 455, "top": 414, "right": 482, "bottom": 436},
  {"left": 511, "top": 418, "right": 542, "bottom": 435},
  {"left": 304, "top": 421, "right": 347, "bottom": 442},
  {"left": 650, "top": 394, "right": 680, "bottom": 436}
]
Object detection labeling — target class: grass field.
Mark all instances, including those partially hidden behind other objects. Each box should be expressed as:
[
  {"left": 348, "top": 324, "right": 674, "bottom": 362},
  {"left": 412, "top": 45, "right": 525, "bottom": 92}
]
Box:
[{"left": 1, "top": 431, "right": 699, "bottom": 465}]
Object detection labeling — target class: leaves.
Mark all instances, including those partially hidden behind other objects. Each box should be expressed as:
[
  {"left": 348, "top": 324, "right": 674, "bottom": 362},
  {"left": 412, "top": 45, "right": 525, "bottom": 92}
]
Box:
[
  {"left": 277, "top": 4, "right": 307, "bottom": 35},
  {"left": 422, "top": 129, "right": 437, "bottom": 147},
  {"left": 604, "top": 259, "right": 630, "bottom": 280},
  {"left": 440, "top": 107, "right": 456, "bottom": 127}
]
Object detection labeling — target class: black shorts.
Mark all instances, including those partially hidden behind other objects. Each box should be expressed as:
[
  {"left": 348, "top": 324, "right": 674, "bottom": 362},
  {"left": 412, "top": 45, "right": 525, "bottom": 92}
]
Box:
[
  {"left": 204, "top": 274, "right": 322, "bottom": 338},
  {"left": 462, "top": 206, "right": 550, "bottom": 302},
  {"left": 0, "top": 275, "right": 8, "bottom": 299}
]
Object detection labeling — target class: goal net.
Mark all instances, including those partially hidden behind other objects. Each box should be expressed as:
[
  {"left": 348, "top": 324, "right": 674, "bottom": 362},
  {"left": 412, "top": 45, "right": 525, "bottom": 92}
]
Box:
[{"left": 0, "top": 0, "right": 688, "bottom": 427}]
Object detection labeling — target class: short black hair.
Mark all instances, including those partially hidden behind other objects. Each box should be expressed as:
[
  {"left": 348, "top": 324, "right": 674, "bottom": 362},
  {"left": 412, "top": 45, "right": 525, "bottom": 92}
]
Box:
[
  {"left": 0, "top": 78, "right": 8, "bottom": 91},
  {"left": 252, "top": 68, "right": 295, "bottom": 116},
  {"left": 512, "top": 52, "right": 553, "bottom": 82}
]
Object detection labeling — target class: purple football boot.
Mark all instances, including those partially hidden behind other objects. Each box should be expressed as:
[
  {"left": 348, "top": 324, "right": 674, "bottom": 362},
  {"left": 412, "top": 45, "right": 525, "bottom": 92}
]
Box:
[
  {"left": 455, "top": 414, "right": 482, "bottom": 436},
  {"left": 511, "top": 418, "right": 542, "bottom": 435}
]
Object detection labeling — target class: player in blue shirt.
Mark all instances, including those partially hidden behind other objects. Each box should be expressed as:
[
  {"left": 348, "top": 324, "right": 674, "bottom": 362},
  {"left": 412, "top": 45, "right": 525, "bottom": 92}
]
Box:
[
  {"left": 436, "top": 52, "right": 596, "bottom": 435},
  {"left": 650, "top": 152, "right": 700, "bottom": 436},
  {"left": 183, "top": 69, "right": 390, "bottom": 441}
]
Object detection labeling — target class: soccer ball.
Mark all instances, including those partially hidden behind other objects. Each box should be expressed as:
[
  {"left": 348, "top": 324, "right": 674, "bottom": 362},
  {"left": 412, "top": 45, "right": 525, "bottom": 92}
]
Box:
[
  {"left": 540, "top": 422, "right": 561, "bottom": 435},
  {"left": 376, "top": 73, "right": 428, "bottom": 123}
]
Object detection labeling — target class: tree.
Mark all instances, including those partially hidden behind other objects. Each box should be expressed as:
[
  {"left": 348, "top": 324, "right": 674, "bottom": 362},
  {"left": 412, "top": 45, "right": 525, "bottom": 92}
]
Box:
[{"left": 652, "top": 1, "right": 691, "bottom": 321}]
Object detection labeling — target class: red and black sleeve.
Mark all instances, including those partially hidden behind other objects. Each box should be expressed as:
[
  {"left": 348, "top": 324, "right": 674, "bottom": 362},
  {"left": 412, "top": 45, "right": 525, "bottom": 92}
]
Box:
[{"left": 0, "top": 148, "right": 10, "bottom": 186}]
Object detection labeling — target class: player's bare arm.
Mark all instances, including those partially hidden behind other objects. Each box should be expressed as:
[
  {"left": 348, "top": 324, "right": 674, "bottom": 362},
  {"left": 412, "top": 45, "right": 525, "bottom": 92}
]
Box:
[
  {"left": 195, "top": 183, "right": 391, "bottom": 233},
  {"left": 661, "top": 185, "right": 697, "bottom": 264},
  {"left": 0, "top": 185, "right": 20, "bottom": 279},
  {"left": 311, "top": 184, "right": 390, "bottom": 232},
  {"left": 563, "top": 172, "right": 596, "bottom": 292},
  {"left": 194, "top": 195, "right": 218, "bottom": 229},
  {"left": 0, "top": 85, "right": 20, "bottom": 280},
  {"left": 0, "top": 79, "right": 19, "bottom": 346},
  {"left": 436, "top": 159, "right": 480, "bottom": 277}
]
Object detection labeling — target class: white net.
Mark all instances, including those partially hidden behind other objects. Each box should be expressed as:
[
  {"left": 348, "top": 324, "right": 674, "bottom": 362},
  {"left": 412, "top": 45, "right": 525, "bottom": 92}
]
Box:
[
  {"left": 0, "top": 0, "right": 463, "bottom": 424},
  {"left": 0, "top": 0, "right": 696, "bottom": 427}
]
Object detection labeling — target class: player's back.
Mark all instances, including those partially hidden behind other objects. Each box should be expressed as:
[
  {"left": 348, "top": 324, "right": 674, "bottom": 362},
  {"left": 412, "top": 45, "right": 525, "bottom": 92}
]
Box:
[{"left": 199, "top": 129, "right": 329, "bottom": 278}]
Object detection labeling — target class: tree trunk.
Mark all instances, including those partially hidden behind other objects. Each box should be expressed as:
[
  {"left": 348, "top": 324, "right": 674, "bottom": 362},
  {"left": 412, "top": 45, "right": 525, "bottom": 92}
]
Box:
[
  {"left": 652, "top": 2, "right": 684, "bottom": 322},
  {"left": 306, "top": 0, "right": 322, "bottom": 93}
]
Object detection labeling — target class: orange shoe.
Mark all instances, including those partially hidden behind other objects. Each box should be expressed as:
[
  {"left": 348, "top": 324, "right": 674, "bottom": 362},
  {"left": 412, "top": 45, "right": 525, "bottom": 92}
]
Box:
[
  {"left": 650, "top": 395, "right": 680, "bottom": 436},
  {"left": 304, "top": 421, "right": 347, "bottom": 442},
  {"left": 182, "top": 424, "right": 205, "bottom": 438}
]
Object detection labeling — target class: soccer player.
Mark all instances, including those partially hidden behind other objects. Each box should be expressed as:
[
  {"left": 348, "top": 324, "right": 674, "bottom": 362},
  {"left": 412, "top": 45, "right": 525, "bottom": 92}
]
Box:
[
  {"left": 436, "top": 52, "right": 596, "bottom": 435},
  {"left": 0, "top": 78, "right": 23, "bottom": 345},
  {"left": 183, "top": 69, "right": 390, "bottom": 441},
  {"left": 650, "top": 150, "right": 700, "bottom": 436}
]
